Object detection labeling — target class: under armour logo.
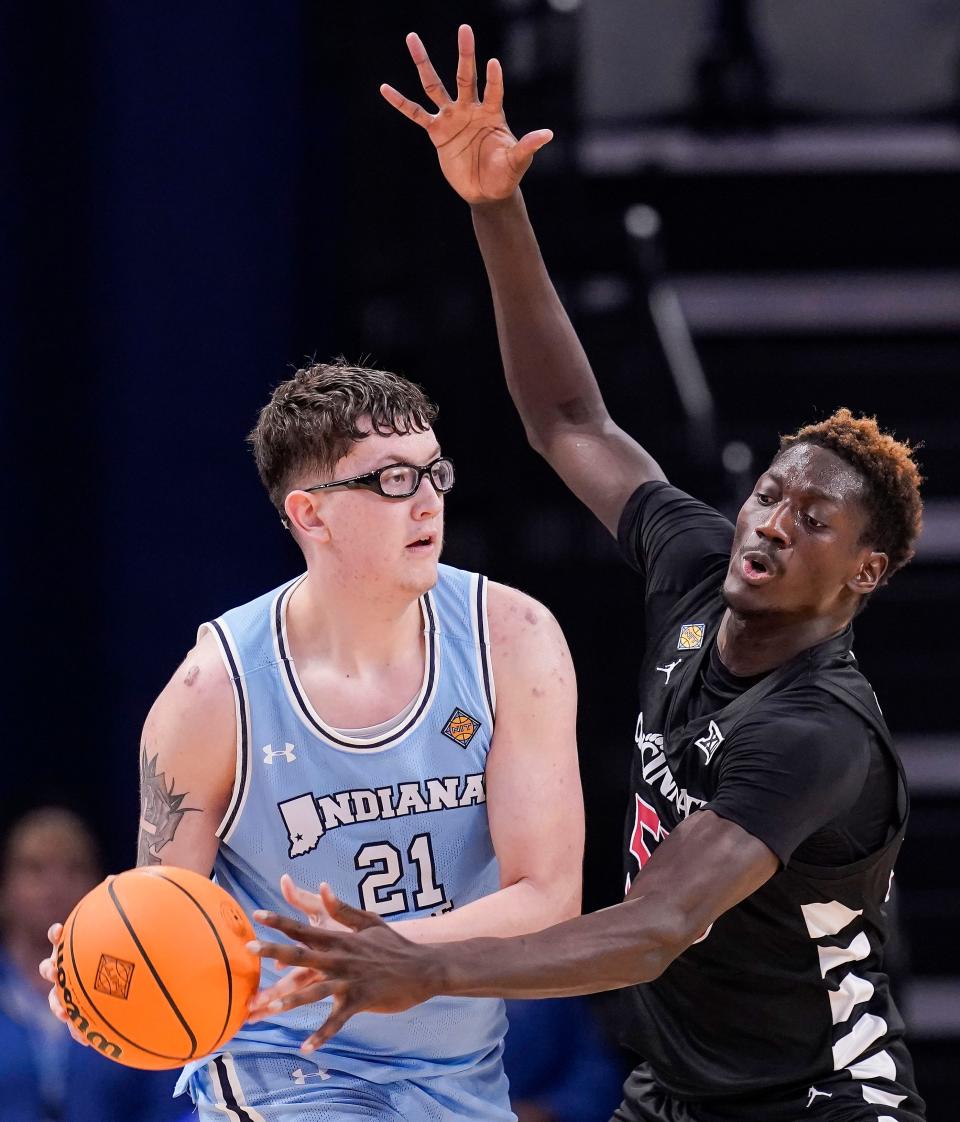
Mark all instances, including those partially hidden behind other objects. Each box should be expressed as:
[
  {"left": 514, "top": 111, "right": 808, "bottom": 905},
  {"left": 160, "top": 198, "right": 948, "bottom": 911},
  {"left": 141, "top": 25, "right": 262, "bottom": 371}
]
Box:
[
  {"left": 806, "top": 1086, "right": 833, "bottom": 1108},
  {"left": 291, "top": 1066, "right": 330, "bottom": 1085},
  {"left": 263, "top": 743, "right": 297, "bottom": 765},
  {"left": 694, "top": 720, "right": 724, "bottom": 765},
  {"left": 656, "top": 659, "right": 683, "bottom": 685}
]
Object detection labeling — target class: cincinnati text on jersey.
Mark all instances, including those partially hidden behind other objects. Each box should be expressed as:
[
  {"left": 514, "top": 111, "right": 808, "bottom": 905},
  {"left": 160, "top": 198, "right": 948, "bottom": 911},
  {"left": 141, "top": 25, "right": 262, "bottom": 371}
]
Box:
[
  {"left": 634, "top": 712, "right": 706, "bottom": 819},
  {"left": 277, "top": 774, "right": 487, "bottom": 858}
]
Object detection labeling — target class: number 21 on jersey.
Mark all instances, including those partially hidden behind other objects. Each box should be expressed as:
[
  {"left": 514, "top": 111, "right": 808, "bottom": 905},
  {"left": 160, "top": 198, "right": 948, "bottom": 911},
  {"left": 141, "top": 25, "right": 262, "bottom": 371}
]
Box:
[{"left": 354, "top": 832, "right": 449, "bottom": 916}]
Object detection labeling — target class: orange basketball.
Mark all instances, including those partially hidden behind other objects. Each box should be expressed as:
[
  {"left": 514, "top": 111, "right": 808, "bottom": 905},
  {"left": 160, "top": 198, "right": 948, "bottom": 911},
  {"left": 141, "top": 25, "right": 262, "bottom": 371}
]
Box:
[{"left": 54, "top": 866, "right": 261, "bottom": 1070}]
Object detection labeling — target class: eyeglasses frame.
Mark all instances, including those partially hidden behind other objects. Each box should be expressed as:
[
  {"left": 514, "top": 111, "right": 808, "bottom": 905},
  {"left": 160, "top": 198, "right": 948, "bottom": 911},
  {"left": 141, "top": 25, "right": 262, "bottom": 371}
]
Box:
[{"left": 299, "top": 455, "right": 455, "bottom": 500}]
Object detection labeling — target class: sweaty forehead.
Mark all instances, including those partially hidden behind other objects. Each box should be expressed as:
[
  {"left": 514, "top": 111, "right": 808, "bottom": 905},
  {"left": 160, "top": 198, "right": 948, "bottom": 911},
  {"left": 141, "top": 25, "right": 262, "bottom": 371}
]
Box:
[{"left": 768, "top": 443, "right": 866, "bottom": 505}]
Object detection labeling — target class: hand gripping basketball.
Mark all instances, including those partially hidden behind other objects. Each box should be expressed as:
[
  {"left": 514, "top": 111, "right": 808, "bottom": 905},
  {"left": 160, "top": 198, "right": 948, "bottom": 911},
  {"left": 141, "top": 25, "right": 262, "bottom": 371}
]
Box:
[
  {"left": 40, "top": 923, "right": 90, "bottom": 1047},
  {"left": 47, "top": 867, "right": 260, "bottom": 1069}
]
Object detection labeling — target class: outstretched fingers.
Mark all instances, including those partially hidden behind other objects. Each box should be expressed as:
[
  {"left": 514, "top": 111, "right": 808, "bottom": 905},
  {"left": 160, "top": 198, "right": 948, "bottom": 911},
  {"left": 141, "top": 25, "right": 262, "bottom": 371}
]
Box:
[
  {"left": 456, "top": 23, "right": 478, "bottom": 102},
  {"left": 249, "top": 936, "right": 309, "bottom": 966},
  {"left": 301, "top": 993, "right": 362, "bottom": 1054},
  {"left": 319, "top": 884, "right": 386, "bottom": 931},
  {"left": 405, "top": 32, "right": 451, "bottom": 107},
  {"left": 266, "top": 977, "right": 335, "bottom": 1019},
  {"left": 247, "top": 965, "right": 318, "bottom": 1020},
  {"left": 483, "top": 57, "right": 504, "bottom": 113},
  {"left": 508, "top": 128, "right": 555, "bottom": 176},
  {"left": 255, "top": 909, "right": 349, "bottom": 946},
  {"left": 379, "top": 83, "right": 434, "bottom": 130},
  {"left": 280, "top": 874, "right": 321, "bottom": 915}
]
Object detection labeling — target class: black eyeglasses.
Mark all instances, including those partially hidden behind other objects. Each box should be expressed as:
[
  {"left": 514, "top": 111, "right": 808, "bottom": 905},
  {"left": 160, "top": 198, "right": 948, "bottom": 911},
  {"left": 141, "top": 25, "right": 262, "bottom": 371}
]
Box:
[{"left": 301, "top": 456, "right": 456, "bottom": 500}]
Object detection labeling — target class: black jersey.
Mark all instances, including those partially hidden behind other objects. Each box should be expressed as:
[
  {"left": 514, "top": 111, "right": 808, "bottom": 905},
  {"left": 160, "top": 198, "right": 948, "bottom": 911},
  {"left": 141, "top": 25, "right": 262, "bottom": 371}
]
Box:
[{"left": 615, "top": 482, "right": 923, "bottom": 1116}]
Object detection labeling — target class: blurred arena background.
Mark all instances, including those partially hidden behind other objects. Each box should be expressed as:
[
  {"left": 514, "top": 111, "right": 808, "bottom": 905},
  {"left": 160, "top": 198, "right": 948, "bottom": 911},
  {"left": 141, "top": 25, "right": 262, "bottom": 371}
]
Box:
[{"left": 2, "top": 1, "right": 957, "bottom": 1116}]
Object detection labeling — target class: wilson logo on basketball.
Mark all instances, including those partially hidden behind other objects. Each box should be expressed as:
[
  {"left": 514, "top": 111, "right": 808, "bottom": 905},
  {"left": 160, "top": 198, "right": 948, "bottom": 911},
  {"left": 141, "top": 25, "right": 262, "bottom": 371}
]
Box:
[
  {"left": 441, "top": 707, "right": 481, "bottom": 748},
  {"left": 57, "top": 867, "right": 259, "bottom": 1069},
  {"left": 56, "top": 945, "right": 124, "bottom": 1059},
  {"left": 94, "top": 953, "right": 135, "bottom": 1000}
]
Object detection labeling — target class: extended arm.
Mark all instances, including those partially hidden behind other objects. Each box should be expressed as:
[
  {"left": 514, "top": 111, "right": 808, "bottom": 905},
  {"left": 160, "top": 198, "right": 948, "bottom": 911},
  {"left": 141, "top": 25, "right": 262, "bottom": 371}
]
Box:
[
  {"left": 382, "top": 25, "right": 666, "bottom": 534},
  {"left": 250, "top": 807, "right": 777, "bottom": 1050},
  {"left": 472, "top": 193, "right": 666, "bottom": 534},
  {"left": 430, "top": 808, "right": 776, "bottom": 997}
]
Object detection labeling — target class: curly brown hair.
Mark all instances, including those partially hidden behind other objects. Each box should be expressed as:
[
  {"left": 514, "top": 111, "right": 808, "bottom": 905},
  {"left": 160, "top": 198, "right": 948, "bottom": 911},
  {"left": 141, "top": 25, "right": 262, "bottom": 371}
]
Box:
[
  {"left": 778, "top": 408, "right": 923, "bottom": 586},
  {"left": 249, "top": 358, "right": 438, "bottom": 515}
]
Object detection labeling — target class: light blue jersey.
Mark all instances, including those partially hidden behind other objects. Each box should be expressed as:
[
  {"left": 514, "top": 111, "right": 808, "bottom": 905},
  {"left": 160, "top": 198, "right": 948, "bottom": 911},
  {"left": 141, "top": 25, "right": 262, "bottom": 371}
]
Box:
[{"left": 190, "top": 564, "right": 505, "bottom": 1086}]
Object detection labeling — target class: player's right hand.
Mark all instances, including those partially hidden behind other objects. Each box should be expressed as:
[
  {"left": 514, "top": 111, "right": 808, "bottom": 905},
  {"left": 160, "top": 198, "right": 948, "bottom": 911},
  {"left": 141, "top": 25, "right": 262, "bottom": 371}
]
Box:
[
  {"left": 39, "top": 922, "right": 89, "bottom": 1046},
  {"left": 381, "top": 24, "right": 553, "bottom": 206}
]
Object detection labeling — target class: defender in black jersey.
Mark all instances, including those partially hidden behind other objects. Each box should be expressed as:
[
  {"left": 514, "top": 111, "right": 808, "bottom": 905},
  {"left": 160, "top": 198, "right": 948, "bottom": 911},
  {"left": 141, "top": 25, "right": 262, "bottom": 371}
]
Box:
[
  {"left": 241, "top": 27, "right": 927, "bottom": 1122},
  {"left": 610, "top": 482, "right": 922, "bottom": 1119}
]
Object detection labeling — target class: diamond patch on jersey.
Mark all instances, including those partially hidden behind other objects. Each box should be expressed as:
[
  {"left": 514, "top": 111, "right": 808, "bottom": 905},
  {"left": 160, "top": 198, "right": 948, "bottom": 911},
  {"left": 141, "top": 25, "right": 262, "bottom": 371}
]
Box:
[
  {"left": 678, "top": 622, "right": 705, "bottom": 650},
  {"left": 441, "top": 707, "right": 481, "bottom": 748},
  {"left": 94, "top": 954, "right": 135, "bottom": 1000},
  {"left": 694, "top": 719, "right": 724, "bottom": 764}
]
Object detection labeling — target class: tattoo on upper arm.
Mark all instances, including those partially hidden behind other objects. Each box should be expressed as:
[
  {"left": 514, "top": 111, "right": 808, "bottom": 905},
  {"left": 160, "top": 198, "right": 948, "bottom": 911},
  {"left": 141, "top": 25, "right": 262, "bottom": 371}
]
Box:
[{"left": 137, "top": 746, "right": 200, "bottom": 866}]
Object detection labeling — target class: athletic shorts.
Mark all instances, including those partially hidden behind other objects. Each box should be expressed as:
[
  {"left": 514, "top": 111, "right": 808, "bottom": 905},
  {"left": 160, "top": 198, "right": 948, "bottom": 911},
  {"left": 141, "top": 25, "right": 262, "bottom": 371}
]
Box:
[
  {"left": 611, "top": 1063, "right": 926, "bottom": 1122},
  {"left": 186, "top": 1049, "right": 515, "bottom": 1122}
]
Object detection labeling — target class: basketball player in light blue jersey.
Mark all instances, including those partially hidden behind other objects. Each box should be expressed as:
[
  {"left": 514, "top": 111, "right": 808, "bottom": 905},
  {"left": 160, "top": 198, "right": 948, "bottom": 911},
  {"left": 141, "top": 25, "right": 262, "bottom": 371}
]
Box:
[{"left": 41, "top": 359, "right": 584, "bottom": 1120}]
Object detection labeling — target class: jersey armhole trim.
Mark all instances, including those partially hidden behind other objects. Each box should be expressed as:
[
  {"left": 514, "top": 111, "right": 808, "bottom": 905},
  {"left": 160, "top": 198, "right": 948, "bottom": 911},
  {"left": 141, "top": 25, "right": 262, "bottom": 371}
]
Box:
[
  {"left": 472, "top": 573, "right": 496, "bottom": 725},
  {"left": 201, "top": 619, "right": 252, "bottom": 844}
]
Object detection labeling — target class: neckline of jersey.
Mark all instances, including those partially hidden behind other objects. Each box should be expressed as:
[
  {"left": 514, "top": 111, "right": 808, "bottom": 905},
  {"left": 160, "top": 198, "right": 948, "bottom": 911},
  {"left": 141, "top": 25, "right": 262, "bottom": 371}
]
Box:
[
  {"left": 272, "top": 574, "right": 440, "bottom": 753},
  {"left": 333, "top": 690, "right": 420, "bottom": 739}
]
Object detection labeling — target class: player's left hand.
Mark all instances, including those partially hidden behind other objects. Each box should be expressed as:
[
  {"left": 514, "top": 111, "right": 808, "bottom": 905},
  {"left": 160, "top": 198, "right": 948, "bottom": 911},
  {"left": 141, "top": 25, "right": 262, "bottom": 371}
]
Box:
[
  {"left": 278, "top": 873, "right": 352, "bottom": 933},
  {"left": 246, "top": 884, "right": 441, "bottom": 1052},
  {"left": 247, "top": 875, "right": 351, "bottom": 1021}
]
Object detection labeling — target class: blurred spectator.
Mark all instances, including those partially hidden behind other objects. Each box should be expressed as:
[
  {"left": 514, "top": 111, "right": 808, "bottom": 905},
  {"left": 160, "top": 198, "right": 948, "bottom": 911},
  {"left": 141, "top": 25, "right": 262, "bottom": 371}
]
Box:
[
  {"left": 0, "top": 807, "right": 188, "bottom": 1122},
  {"left": 504, "top": 997, "right": 625, "bottom": 1122}
]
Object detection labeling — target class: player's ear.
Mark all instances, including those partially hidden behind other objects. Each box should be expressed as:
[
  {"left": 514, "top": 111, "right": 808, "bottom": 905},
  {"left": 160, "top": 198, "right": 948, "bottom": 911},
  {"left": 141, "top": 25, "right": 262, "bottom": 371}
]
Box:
[
  {"left": 847, "top": 550, "right": 888, "bottom": 596},
  {"left": 283, "top": 491, "right": 331, "bottom": 543}
]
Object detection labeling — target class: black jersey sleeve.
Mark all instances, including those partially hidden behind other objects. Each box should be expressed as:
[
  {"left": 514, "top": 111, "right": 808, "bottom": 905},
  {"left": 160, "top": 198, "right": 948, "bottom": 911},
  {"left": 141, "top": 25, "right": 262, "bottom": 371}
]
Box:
[
  {"left": 708, "top": 691, "right": 877, "bottom": 867},
  {"left": 617, "top": 481, "right": 734, "bottom": 598}
]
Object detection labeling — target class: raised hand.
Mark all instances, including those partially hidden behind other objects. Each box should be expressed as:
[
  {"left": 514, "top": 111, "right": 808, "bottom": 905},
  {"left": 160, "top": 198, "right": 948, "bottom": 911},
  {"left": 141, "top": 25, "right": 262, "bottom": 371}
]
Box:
[
  {"left": 247, "top": 885, "right": 440, "bottom": 1053},
  {"left": 381, "top": 24, "right": 553, "bottom": 205}
]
